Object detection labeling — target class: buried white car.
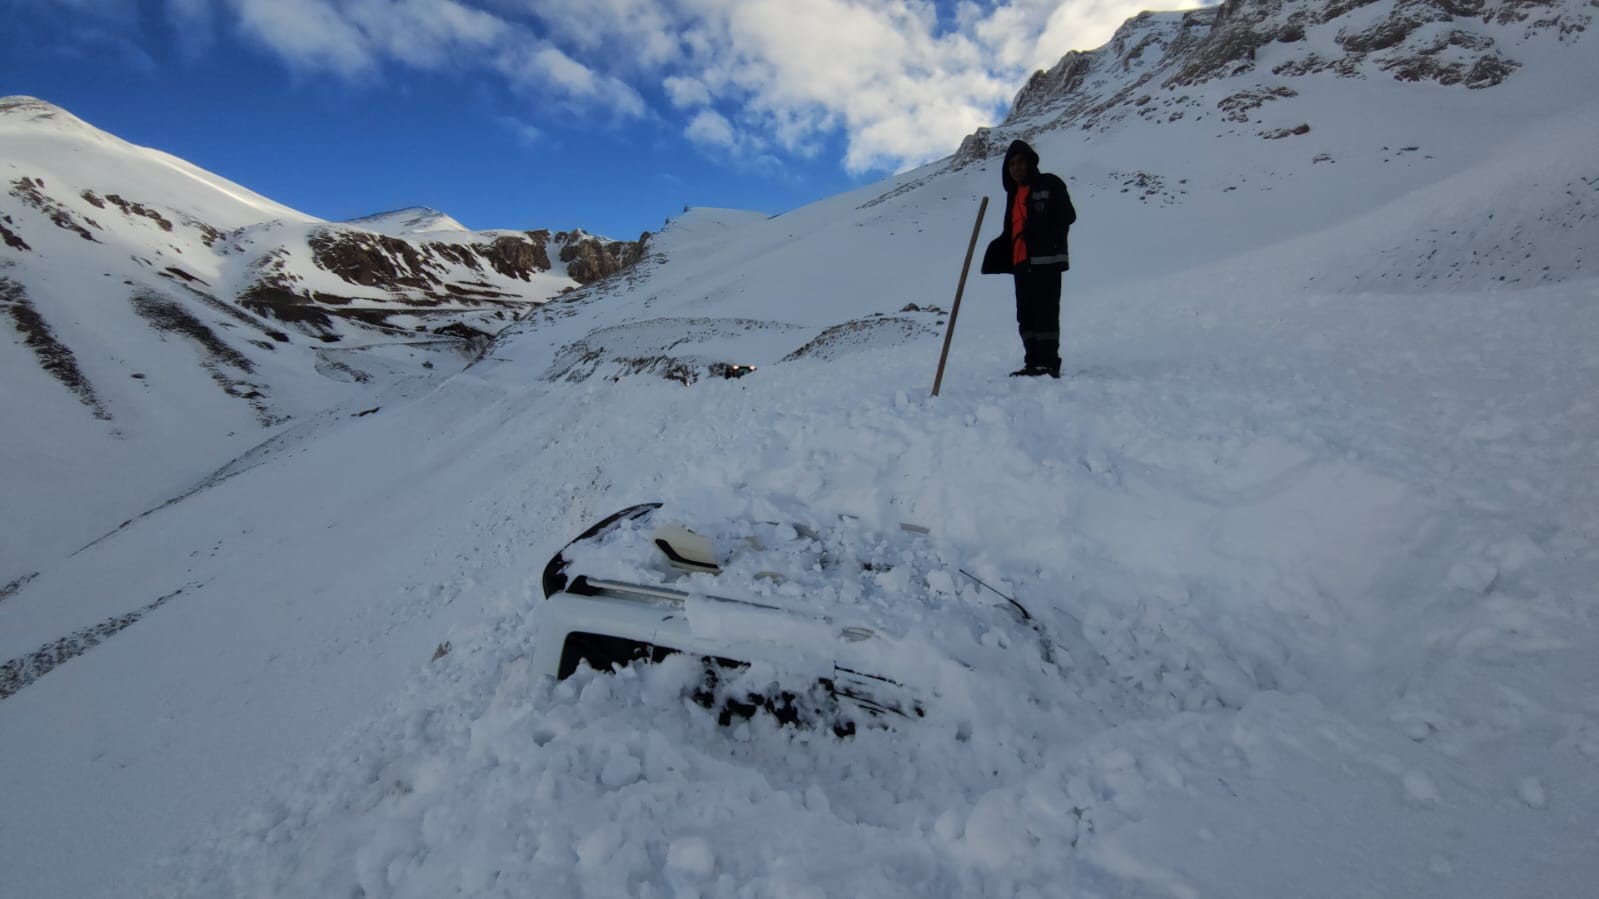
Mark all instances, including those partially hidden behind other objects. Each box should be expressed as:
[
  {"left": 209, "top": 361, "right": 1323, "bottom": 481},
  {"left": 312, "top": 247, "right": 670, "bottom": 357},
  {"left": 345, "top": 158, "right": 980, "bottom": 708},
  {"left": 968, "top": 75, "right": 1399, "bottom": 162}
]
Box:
[{"left": 535, "top": 504, "right": 1061, "bottom": 731}]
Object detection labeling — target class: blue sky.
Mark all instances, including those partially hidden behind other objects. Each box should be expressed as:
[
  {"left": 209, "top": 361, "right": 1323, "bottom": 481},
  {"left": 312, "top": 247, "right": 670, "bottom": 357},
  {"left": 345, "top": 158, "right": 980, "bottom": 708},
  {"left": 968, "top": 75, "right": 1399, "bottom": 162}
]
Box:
[{"left": 2, "top": 0, "right": 1188, "bottom": 239}]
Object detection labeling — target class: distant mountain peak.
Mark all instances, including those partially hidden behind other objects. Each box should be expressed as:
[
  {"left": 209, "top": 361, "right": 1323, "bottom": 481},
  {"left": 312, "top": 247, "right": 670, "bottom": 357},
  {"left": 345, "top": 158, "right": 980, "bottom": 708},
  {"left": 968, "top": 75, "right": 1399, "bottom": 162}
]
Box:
[
  {"left": 1, "top": 95, "right": 97, "bottom": 131},
  {"left": 344, "top": 206, "right": 470, "bottom": 236},
  {"left": 1, "top": 95, "right": 63, "bottom": 115}
]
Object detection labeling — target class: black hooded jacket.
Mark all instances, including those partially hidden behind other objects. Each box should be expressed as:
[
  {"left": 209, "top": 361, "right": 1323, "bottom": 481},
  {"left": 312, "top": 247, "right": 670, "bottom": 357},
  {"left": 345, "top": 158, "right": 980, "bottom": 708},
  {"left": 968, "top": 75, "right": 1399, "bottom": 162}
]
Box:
[{"left": 981, "top": 140, "right": 1076, "bottom": 275}]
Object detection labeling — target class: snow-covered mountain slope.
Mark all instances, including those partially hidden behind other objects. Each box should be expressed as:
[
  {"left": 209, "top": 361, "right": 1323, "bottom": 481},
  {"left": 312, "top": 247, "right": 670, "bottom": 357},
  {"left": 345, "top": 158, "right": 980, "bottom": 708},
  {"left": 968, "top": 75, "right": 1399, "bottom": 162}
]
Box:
[
  {"left": 0, "top": 96, "right": 317, "bottom": 230},
  {"left": 2, "top": 0, "right": 1597, "bottom": 896},
  {"left": 0, "top": 96, "right": 651, "bottom": 581}
]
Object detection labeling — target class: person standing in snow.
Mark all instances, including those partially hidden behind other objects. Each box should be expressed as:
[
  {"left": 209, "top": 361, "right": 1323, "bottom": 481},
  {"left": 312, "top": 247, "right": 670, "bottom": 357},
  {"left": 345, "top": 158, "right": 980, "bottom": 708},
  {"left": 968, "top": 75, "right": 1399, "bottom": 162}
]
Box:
[{"left": 981, "top": 139, "right": 1076, "bottom": 378}]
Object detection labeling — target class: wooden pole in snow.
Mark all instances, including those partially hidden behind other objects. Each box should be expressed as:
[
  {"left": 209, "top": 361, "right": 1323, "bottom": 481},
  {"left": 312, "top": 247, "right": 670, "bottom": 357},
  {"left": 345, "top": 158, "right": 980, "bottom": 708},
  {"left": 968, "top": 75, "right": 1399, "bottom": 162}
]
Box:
[{"left": 932, "top": 196, "right": 988, "bottom": 397}]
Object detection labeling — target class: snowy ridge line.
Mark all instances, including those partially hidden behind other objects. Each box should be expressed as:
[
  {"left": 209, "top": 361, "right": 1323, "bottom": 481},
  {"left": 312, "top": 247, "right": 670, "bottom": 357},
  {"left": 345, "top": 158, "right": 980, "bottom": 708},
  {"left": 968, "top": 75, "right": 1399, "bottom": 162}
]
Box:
[
  {"left": 0, "top": 583, "right": 193, "bottom": 701},
  {"left": 0, "top": 96, "right": 317, "bottom": 227}
]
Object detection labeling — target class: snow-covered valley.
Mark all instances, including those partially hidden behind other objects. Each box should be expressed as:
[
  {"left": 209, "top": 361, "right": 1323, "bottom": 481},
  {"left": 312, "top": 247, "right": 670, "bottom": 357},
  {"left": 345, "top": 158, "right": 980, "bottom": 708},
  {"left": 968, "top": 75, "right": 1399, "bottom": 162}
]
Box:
[{"left": 2, "top": 0, "right": 1597, "bottom": 895}]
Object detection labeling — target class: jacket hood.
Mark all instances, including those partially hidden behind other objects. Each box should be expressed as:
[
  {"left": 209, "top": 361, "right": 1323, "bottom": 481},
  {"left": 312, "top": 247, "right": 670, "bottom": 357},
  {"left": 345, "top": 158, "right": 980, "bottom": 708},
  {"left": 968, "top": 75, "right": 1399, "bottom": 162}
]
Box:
[{"left": 1002, "top": 139, "right": 1040, "bottom": 192}]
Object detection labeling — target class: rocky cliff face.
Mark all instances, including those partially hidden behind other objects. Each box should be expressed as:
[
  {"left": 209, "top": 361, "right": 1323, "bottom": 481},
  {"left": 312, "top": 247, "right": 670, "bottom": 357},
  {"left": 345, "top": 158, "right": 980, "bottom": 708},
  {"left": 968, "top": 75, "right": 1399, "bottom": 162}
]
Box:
[
  {"left": 230, "top": 225, "right": 649, "bottom": 342},
  {"left": 954, "top": 0, "right": 1593, "bottom": 167},
  {"left": 297, "top": 227, "right": 646, "bottom": 296},
  {"left": 558, "top": 230, "right": 652, "bottom": 283}
]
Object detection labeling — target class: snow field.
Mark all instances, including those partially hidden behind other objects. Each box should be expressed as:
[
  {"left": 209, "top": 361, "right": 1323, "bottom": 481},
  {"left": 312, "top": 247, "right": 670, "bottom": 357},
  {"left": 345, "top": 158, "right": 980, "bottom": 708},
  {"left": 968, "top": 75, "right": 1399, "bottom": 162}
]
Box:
[
  {"left": 123, "top": 262, "right": 1599, "bottom": 896},
  {"left": 7, "top": 203, "right": 1596, "bottom": 899},
  {"left": 6, "top": 24, "right": 1599, "bottom": 895}
]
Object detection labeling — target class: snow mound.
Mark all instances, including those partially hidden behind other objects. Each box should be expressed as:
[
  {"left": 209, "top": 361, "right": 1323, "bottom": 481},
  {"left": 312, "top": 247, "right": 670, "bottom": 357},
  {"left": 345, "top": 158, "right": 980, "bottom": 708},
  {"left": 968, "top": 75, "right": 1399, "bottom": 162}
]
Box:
[
  {"left": 780, "top": 311, "right": 945, "bottom": 364},
  {"left": 540, "top": 317, "right": 807, "bottom": 384}
]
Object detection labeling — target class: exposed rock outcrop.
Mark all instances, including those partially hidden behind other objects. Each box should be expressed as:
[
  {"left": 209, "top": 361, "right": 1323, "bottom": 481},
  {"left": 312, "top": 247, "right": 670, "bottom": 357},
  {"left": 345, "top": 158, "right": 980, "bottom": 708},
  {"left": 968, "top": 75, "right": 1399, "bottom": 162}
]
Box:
[
  {"left": 234, "top": 224, "right": 650, "bottom": 343},
  {"left": 0, "top": 214, "right": 28, "bottom": 251},
  {"left": 558, "top": 231, "right": 651, "bottom": 283},
  {"left": 238, "top": 285, "right": 338, "bottom": 334},
  {"left": 479, "top": 232, "right": 551, "bottom": 280},
  {"left": 131, "top": 289, "right": 283, "bottom": 425},
  {"left": 10, "top": 177, "right": 98, "bottom": 242},
  {"left": 951, "top": 128, "right": 995, "bottom": 170},
  {"left": 301, "top": 226, "right": 647, "bottom": 300},
  {"left": 308, "top": 228, "right": 450, "bottom": 292},
  {"left": 1, "top": 276, "right": 111, "bottom": 419},
  {"left": 82, "top": 191, "right": 175, "bottom": 232}
]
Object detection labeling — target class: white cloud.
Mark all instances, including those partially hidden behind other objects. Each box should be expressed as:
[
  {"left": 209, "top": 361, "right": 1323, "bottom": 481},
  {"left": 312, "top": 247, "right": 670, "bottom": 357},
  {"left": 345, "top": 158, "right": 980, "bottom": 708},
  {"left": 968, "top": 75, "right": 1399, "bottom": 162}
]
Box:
[
  {"left": 684, "top": 109, "right": 736, "bottom": 148},
  {"left": 81, "top": 0, "right": 1203, "bottom": 173},
  {"left": 495, "top": 114, "right": 543, "bottom": 146},
  {"left": 663, "top": 76, "right": 712, "bottom": 110},
  {"left": 165, "top": 0, "right": 214, "bottom": 27},
  {"left": 726, "top": 0, "right": 1204, "bottom": 170},
  {"left": 175, "top": 0, "right": 648, "bottom": 119},
  {"left": 498, "top": 0, "right": 683, "bottom": 69},
  {"left": 495, "top": 44, "right": 648, "bottom": 120},
  {"left": 679, "top": 106, "right": 791, "bottom": 178},
  {"left": 1037, "top": 0, "right": 1194, "bottom": 65},
  {"left": 218, "top": 0, "right": 507, "bottom": 77},
  {"left": 227, "top": 0, "right": 378, "bottom": 79},
  {"left": 164, "top": 0, "right": 217, "bottom": 56},
  {"left": 528, "top": 47, "right": 596, "bottom": 95},
  {"left": 340, "top": 0, "right": 508, "bottom": 69},
  {"left": 669, "top": 0, "right": 1021, "bottom": 172}
]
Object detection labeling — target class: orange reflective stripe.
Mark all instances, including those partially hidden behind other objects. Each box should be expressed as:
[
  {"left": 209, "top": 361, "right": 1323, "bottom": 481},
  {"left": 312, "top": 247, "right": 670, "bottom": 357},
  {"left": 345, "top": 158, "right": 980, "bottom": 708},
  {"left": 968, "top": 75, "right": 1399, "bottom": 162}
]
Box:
[{"left": 1011, "top": 186, "right": 1030, "bottom": 265}]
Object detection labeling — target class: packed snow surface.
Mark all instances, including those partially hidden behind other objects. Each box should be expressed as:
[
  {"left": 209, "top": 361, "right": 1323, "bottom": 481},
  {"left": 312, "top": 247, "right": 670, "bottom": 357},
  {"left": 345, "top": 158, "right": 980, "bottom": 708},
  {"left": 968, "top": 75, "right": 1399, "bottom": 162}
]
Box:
[{"left": 3, "top": 11, "right": 1599, "bottom": 898}]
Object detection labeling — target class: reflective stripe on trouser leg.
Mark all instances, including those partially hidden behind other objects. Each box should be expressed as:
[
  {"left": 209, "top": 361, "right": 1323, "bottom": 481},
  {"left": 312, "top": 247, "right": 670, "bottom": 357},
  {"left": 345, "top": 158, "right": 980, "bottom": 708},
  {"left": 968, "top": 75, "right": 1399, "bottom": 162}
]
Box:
[
  {"left": 1019, "top": 331, "right": 1060, "bottom": 368},
  {"left": 1014, "top": 268, "right": 1062, "bottom": 369}
]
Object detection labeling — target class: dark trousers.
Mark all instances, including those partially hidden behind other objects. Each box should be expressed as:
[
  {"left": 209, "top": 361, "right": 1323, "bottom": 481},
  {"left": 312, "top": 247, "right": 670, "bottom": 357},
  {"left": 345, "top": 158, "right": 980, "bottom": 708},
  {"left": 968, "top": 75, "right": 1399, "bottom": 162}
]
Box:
[{"left": 1013, "top": 267, "right": 1061, "bottom": 371}]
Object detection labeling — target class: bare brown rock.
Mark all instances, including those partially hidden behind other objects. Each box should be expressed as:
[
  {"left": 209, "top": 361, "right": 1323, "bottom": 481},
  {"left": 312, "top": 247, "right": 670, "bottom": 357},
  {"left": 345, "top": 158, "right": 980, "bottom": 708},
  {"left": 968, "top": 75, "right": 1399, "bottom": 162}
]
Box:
[
  {"left": 477, "top": 233, "right": 551, "bottom": 280},
  {"left": 9, "top": 177, "right": 97, "bottom": 242},
  {"left": 130, "top": 290, "right": 254, "bottom": 373},
  {"left": 1, "top": 277, "right": 111, "bottom": 419},
  {"left": 239, "top": 283, "right": 341, "bottom": 339},
  {"left": 104, "top": 194, "right": 175, "bottom": 232},
  {"left": 1261, "top": 123, "right": 1312, "bottom": 138},
  {"left": 1218, "top": 86, "right": 1299, "bottom": 121},
  {"left": 183, "top": 217, "right": 226, "bottom": 247},
  {"left": 1011, "top": 54, "right": 1094, "bottom": 122},
  {"left": 559, "top": 232, "right": 651, "bottom": 284},
  {"left": 1, "top": 215, "right": 28, "bottom": 252},
  {"left": 309, "top": 228, "right": 445, "bottom": 291}
]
